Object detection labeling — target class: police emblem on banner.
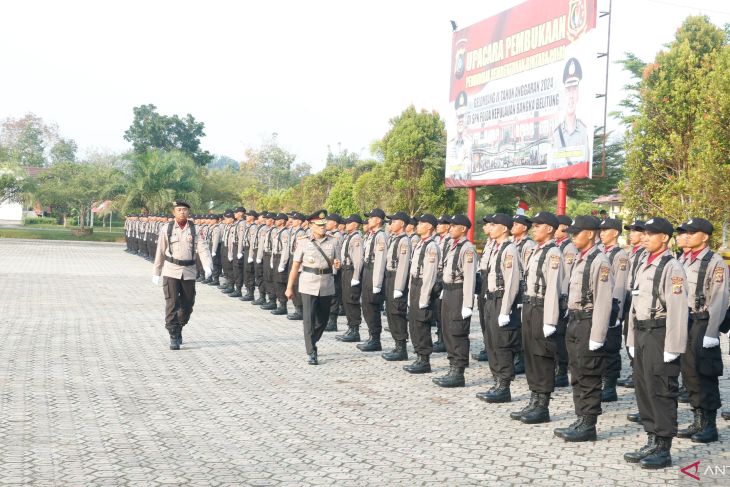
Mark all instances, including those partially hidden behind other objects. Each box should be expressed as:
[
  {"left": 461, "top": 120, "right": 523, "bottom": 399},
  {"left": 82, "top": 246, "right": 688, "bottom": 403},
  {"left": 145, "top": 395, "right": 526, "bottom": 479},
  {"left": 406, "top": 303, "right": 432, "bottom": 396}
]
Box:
[
  {"left": 567, "top": 0, "right": 588, "bottom": 42},
  {"left": 453, "top": 38, "right": 467, "bottom": 80}
]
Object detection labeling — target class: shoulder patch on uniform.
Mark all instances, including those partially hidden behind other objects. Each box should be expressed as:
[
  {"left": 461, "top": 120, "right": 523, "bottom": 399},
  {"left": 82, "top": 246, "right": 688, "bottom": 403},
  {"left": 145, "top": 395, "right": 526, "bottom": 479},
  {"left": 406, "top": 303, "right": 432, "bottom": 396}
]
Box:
[
  {"left": 504, "top": 254, "right": 513, "bottom": 269},
  {"left": 565, "top": 254, "right": 575, "bottom": 266},
  {"left": 549, "top": 254, "right": 560, "bottom": 269},
  {"left": 298, "top": 234, "right": 308, "bottom": 239},
  {"left": 618, "top": 257, "right": 628, "bottom": 271},
  {"left": 377, "top": 242, "right": 385, "bottom": 251},
  {"left": 599, "top": 265, "right": 610, "bottom": 282},
  {"left": 714, "top": 266, "right": 725, "bottom": 283},
  {"left": 465, "top": 250, "right": 474, "bottom": 263},
  {"left": 671, "top": 276, "right": 684, "bottom": 294},
  {"left": 352, "top": 240, "right": 360, "bottom": 247}
]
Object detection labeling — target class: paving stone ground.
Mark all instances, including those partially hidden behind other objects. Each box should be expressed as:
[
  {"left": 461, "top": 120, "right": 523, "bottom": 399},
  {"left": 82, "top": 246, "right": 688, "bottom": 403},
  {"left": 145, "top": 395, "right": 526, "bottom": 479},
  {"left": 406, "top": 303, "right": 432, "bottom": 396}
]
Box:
[{"left": 1, "top": 239, "right": 729, "bottom": 486}]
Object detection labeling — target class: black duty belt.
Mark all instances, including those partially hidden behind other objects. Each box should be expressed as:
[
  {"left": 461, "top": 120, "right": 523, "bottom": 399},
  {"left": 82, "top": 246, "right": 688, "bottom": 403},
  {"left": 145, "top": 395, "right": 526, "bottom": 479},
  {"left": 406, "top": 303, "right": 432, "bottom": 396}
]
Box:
[
  {"left": 302, "top": 266, "right": 332, "bottom": 275},
  {"left": 524, "top": 295, "right": 544, "bottom": 306},
  {"left": 568, "top": 309, "right": 593, "bottom": 321},
  {"left": 485, "top": 290, "right": 505, "bottom": 300},
  {"left": 165, "top": 256, "right": 195, "bottom": 266},
  {"left": 385, "top": 270, "right": 396, "bottom": 277},
  {"left": 443, "top": 283, "right": 463, "bottom": 290},
  {"left": 690, "top": 311, "right": 710, "bottom": 321},
  {"left": 342, "top": 264, "right": 354, "bottom": 271},
  {"left": 364, "top": 262, "right": 374, "bottom": 269},
  {"left": 636, "top": 318, "right": 666, "bottom": 330}
]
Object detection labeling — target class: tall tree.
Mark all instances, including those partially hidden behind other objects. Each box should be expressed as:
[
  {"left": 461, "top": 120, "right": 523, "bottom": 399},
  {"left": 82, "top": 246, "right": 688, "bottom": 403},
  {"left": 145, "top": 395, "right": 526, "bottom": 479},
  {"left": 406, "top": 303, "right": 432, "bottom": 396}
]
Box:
[
  {"left": 124, "top": 104, "right": 213, "bottom": 166},
  {"left": 0, "top": 113, "right": 69, "bottom": 167},
  {"left": 240, "top": 135, "right": 310, "bottom": 190}
]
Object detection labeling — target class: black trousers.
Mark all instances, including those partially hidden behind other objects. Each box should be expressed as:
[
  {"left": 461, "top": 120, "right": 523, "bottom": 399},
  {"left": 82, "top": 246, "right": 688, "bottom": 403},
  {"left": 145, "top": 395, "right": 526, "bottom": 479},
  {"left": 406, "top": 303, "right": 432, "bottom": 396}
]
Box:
[
  {"left": 292, "top": 274, "right": 302, "bottom": 308},
  {"left": 330, "top": 272, "right": 342, "bottom": 318},
  {"left": 566, "top": 315, "right": 605, "bottom": 416},
  {"left": 195, "top": 254, "right": 203, "bottom": 277},
  {"left": 221, "top": 245, "right": 233, "bottom": 282},
  {"left": 263, "top": 252, "right": 274, "bottom": 299},
  {"left": 522, "top": 301, "right": 557, "bottom": 393},
  {"left": 682, "top": 318, "right": 722, "bottom": 410},
  {"left": 441, "top": 284, "right": 470, "bottom": 368},
  {"left": 212, "top": 244, "right": 222, "bottom": 279},
  {"left": 254, "top": 260, "right": 265, "bottom": 296},
  {"left": 635, "top": 323, "right": 680, "bottom": 437},
  {"left": 477, "top": 293, "right": 488, "bottom": 352},
  {"left": 556, "top": 312, "right": 569, "bottom": 369},
  {"left": 603, "top": 325, "right": 623, "bottom": 379},
  {"left": 146, "top": 238, "right": 155, "bottom": 258},
  {"left": 272, "top": 255, "right": 288, "bottom": 305},
  {"left": 302, "top": 293, "right": 333, "bottom": 354},
  {"left": 243, "top": 248, "right": 255, "bottom": 292},
  {"left": 384, "top": 271, "right": 408, "bottom": 341},
  {"left": 163, "top": 277, "right": 196, "bottom": 333},
  {"left": 484, "top": 295, "right": 519, "bottom": 381},
  {"left": 408, "top": 278, "right": 433, "bottom": 356},
  {"left": 233, "top": 255, "right": 244, "bottom": 288},
  {"left": 362, "top": 265, "right": 384, "bottom": 336},
  {"left": 341, "top": 266, "right": 362, "bottom": 327}
]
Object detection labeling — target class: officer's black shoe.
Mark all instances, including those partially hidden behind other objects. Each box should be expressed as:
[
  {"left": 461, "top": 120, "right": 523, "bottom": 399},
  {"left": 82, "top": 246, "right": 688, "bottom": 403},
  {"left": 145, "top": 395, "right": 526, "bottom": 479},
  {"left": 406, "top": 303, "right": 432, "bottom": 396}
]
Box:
[
  {"left": 271, "top": 305, "right": 287, "bottom": 315},
  {"left": 601, "top": 376, "right": 618, "bottom": 402},
  {"left": 639, "top": 436, "right": 672, "bottom": 469},
  {"left": 554, "top": 364, "right": 569, "bottom": 387},
  {"left": 210, "top": 279, "right": 220, "bottom": 286},
  {"left": 481, "top": 379, "right": 511, "bottom": 403},
  {"left": 627, "top": 412, "right": 642, "bottom": 423},
  {"left": 617, "top": 372, "right": 635, "bottom": 388},
  {"left": 337, "top": 326, "right": 361, "bottom": 342},
  {"left": 178, "top": 326, "right": 184, "bottom": 345},
  {"left": 521, "top": 393, "right": 551, "bottom": 424},
  {"left": 356, "top": 335, "right": 382, "bottom": 352},
  {"left": 287, "top": 311, "right": 303, "bottom": 320},
  {"left": 722, "top": 410, "right": 730, "bottom": 421},
  {"left": 217, "top": 281, "right": 228, "bottom": 289},
  {"left": 261, "top": 301, "right": 277, "bottom": 310},
  {"left": 560, "top": 414, "right": 597, "bottom": 442},
  {"left": 201, "top": 278, "right": 212, "bottom": 284},
  {"left": 169, "top": 338, "right": 180, "bottom": 350},
  {"left": 471, "top": 349, "right": 489, "bottom": 361},
  {"left": 677, "top": 408, "right": 701, "bottom": 438},
  {"left": 251, "top": 297, "right": 265, "bottom": 305},
  {"left": 222, "top": 285, "right": 235, "bottom": 294},
  {"left": 307, "top": 351, "right": 318, "bottom": 366},
  {"left": 240, "top": 291, "right": 255, "bottom": 301},
  {"left": 432, "top": 339, "right": 446, "bottom": 353},
  {"left": 624, "top": 433, "right": 657, "bottom": 463},
  {"left": 554, "top": 416, "right": 584, "bottom": 438},
  {"left": 196, "top": 276, "right": 203, "bottom": 282},
  {"left": 382, "top": 340, "right": 408, "bottom": 361},
  {"left": 513, "top": 352, "right": 525, "bottom": 375},
  {"left": 433, "top": 366, "right": 465, "bottom": 388},
  {"left": 510, "top": 391, "right": 538, "bottom": 420},
  {"left": 691, "top": 409, "right": 719, "bottom": 443},
  {"left": 403, "top": 355, "right": 431, "bottom": 374},
  {"left": 325, "top": 315, "right": 338, "bottom": 332},
  {"left": 678, "top": 384, "right": 689, "bottom": 403},
  {"left": 229, "top": 287, "right": 242, "bottom": 297}
]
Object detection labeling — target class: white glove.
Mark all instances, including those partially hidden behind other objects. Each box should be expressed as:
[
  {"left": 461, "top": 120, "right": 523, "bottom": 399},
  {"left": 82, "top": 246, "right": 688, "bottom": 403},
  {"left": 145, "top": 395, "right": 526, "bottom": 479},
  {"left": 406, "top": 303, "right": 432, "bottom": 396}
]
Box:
[
  {"left": 373, "top": 287, "right": 381, "bottom": 294},
  {"left": 564, "top": 309, "right": 569, "bottom": 318},
  {"left": 588, "top": 340, "right": 604, "bottom": 351},
  {"left": 203, "top": 267, "right": 212, "bottom": 279},
  {"left": 394, "top": 290, "right": 403, "bottom": 299},
  {"left": 237, "top": 253, "right": 242, "bottom": 259},
  {"left": 461, "top": 307, "right": 472, "bottom": 319},
  {"left": 256, "top": 259, "right": 262, "bottom": 264},
  {"left": 278, "top": 266, "right": 285, "bottom": 273},
  {"left": 517, "top": 304, "right": 523, "bottom": 309},
  {"left": 212, "top": 252, "right": 216, "bottom": 257},
  {"left": 439, "top": 290, "right": 444, "bottom": 299},
  {"left": 628, "top": 346, "right": 634, "bottom": 358},
  {"left": 663, "top": 351, "right": 679, "bottom": 362},
  {"left": 151, "top": 275, "right": 162, "bottom": 286},
  {"left": 703, "top": 336, "right": 721, "bottom": 348},
  {"left": 419, "top": 304, "right": 428, "bottom": 309},
  {"left": 228, "top": 258, "right": 233, "bottom": 262},
  {"left": 248, "top": 257, "right": 253, "bottom": 263},
  {"left": 543, "top": 324, "right": 556, "bottom": 337},
  {"left": 498, "top": 314, "right": 510, "bottom": 327},
  {"left": 615, "top": 319, "right": 621, "bottom": 327},
  {"left": 350, "top": 279, "right": 360, "bottom": 286}
]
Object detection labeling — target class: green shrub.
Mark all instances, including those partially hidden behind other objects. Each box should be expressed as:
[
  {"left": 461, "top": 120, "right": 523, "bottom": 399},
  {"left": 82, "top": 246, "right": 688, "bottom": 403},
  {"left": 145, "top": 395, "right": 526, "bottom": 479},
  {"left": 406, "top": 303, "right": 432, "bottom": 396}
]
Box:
[{"left": 23, "top": 217, "right": 57, "bottom": 225}]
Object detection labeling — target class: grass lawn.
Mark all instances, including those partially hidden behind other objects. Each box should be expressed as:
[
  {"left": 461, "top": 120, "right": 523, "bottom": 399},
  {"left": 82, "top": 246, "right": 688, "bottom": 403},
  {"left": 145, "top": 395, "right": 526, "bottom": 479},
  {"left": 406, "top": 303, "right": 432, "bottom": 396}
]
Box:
[{"left": 0, "top": 226, "right": 125, "bottom": 243}]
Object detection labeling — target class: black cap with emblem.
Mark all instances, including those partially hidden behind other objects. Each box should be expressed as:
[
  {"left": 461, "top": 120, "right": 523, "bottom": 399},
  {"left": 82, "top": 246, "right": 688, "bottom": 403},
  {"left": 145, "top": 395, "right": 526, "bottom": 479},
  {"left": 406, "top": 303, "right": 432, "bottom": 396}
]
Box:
[
  {"left": 624, "top": 219, "right": 645, "bottom": 231},
  {"left": 326, "top": 213, "right": 343, "bottom": 224},
  {"left": 235, "top": 206, "right": 246, "bottom": 214},
  {"left": 450, "top": 213, "right": 471, "bottom": 229},
  {"left": 512, "top": 214, "right": 532, "bottom": 229},
  {"left": 557, "top": 215, "right": 573, "bottom": 227},
  {"left": 644, "top": 217, "right": 674, "bottom": 236},
  {"left": 438, "top": 214, "right": 452, "bottom": 225},
  {"left": 565, "top": 215, "right": 601, "bottom": 234},
  {"left": 415, "top": 213, "right": 437, "bottom": 227},
  {"left": 599, "top": 218, "right": 623, "bottom": 232},
  {"left": 275, "top": 212, "right": 288, "bottom": 221},
  {"left": 676, "top": 217, "right": 713, "bottom": 235},
  {"left": 172, "top": 200, "right": 191, "bottom": 209},
  {"left": 386, "top": 211, "right": 410, "bottom": 223},
  {"left": 223, "top": 209, "right": 234, "bottom": 218},
  {"left": 364, "top": 208, "right": 386, "bottom": 220},
  {"left": 531, "top": 211, "right": 559, "bottom": 229},
  {"left": 490, "top": 213, "right": 513, "bottom": 229},
  {"left": 344, "top": 214, "right": 364, "bottom": 225}
]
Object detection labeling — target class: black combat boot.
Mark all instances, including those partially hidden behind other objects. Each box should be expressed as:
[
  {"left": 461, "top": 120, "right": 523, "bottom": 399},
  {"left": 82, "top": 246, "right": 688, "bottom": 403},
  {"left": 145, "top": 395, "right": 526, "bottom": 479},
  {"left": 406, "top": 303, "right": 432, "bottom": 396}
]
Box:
[
  {"left": 261, "top": 297, "right": 277, "bottom": 310},
  {"left": 482, "top": 379, "right": 511, "bottom": 403},
  {"left": 677, "top": 408, "right": 701, "bottom": 438},
  {"left": 337, "top": 325, "right": 361, "bottom": 342},
  {"left": 476, "top": 375, "right": 499, "bottom": 402},
  {"left": 624, "top": 433, "right": 657, "bottom": 463},
  {"left": 201, "top": 277, "right": 212, "bottom": 284},
  {"left": 223, "top": 284, "right": 236, "bottom": 294},
  {"left": 691, "top": 409, "right": 719, "bottom": 443},
  {"left": 217, "top": 280, "right": 228, "bottom": 289},
  {"left": 356, "top": 334, "right": 382, "bottom": 352},
  {"left": 554, "top": 416, "right": 584, "bottom": 438},
  {"left": 307, "top": 350, "right": 318, "bottom": 366},
  {"left": 271, "top": 303, "right": 288, "bottom": 315},
  {"left": 554, "top": 363, "right": 569, "bottom": 387},
  {"left": 472, "top": 349, "right": 488, "bottom": 361},
  {"left": 560, "top": 414, "right": 597, "bottom": 442},
  {"left": 196, "top": 276, "right": 203, "bottom": 282},
  {"left": 617, "top": 372, "right": 635, "bottom": 388},
  {"left": 627, "top": 412, "right": 642, "bottom": 423},
  {"left": 209, "top": 278, "right": 220, "bottom": 286},
  {"left": 722, "top": 410, "right": 730, "bottom": 421},
  {"left": 510, "top": 392, "right": 538, "bottom": 420},
  {"left": 240, "top": 289, "right": 255, "bottom": 301},
  {"left": 513, "top": 352, "right": 525, "bottom": 375},
  {"left": 229, "top": 286, "right": 242, "bottom": 298},
  {"left": 287, "top": 307, "right": 303, "bottom": 320},
  {"left": 251, "top": 294, "right": 265, "bottom": 305},
  {"left": 432, "top": 327, "right": 446, "bottom": 353},
  {"left": 521, "top": 393, "right": 551, "bottom": 424},
  {"left": 382, "top": 340, "right": 408, "bottom": 361},
  {"left": 178, "top": 325, "right": 184, "bottom": 345},
  {"left": 601, "top": 376, "right": 618, "bottom": 402},
  {"left": 433, "top": 366, "right": 465, "bottom": 388},
  {"left": 639, "top": 436, "right": 672, "bottom": 469},
  {"left": 169, "top": 326, "right": 181, "bottom": 351},
  {"left": 403, "top": 355, "right": 431, "bottom": 374},
  {"left": 325, "top": 315, "right": 338, "bottom": 332},
  {"left": 678, "top": 384, "right": 689, "bottom": 403}
]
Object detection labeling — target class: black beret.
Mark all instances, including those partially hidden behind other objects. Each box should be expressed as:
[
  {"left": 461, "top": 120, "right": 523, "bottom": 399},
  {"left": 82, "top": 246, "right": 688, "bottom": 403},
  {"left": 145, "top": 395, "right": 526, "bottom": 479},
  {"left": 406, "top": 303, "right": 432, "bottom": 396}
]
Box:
[
  {"left": 531, "top": 211, "right": 559, "bottom": 229},
  {"left": 599, "top": 218, "right": 623, "bottom": 232},
  {"left": 566, "top": 215, "right": 602, "bottom": 234},
  {"left": 644, "top": 217, "right": 674, "bottom": 236},
  {"left": 557, "top": 215, "right": 573, "bottom": 227},
  {"left": 450, "top": 213, "right": 471, "bottom": 229},
  {"left": 172, "top": 200, "right": 190, "bottom": 208},
  {"left": 386, "top": 211, "right": 410, "bottom": 223},
  {"left": 364, "top": 208, "right": 386, "bottom": 219},
  {"left": 677, "top": 217, "right": 713, "bottom": 235},
  {"left": 344, "top": 214, "right": 364, "bottom": 224},
  {"left": 490, "top": 213, "right": 513, "bottom": 229},
  {"left": 624, "top": 219, "right": 645, "bottom": 231},
  {"left": 512, "top": 214, "right": 532, "bottom": 229},
  {"left": 415, "top": 213, "right": 437, "bottom": 227}
]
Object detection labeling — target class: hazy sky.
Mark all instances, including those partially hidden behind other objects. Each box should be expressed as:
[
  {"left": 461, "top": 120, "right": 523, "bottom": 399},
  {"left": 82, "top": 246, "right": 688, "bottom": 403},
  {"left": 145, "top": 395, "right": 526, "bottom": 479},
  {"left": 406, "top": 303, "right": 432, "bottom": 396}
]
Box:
[{"left": 2, "top": 0, "right": 729, "bottom": 170}]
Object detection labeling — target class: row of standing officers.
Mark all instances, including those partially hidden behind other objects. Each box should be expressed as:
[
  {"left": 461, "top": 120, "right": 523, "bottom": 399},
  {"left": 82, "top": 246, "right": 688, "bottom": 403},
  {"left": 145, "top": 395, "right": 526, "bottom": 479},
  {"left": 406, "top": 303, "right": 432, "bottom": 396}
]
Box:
[{"left": 133, "top": 201, "right": 729, "bottom": 471}]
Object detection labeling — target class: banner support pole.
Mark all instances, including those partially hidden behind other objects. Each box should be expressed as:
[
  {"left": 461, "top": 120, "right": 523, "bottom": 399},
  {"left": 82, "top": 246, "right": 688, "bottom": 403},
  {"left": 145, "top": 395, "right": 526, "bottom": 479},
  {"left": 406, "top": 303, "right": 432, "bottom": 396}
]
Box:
[
  {"left": 557, "top": 180, "right": 567, "bottom": 216},
  {"left": 467, "top": 187, "right": 476, "bottom": 242}
]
